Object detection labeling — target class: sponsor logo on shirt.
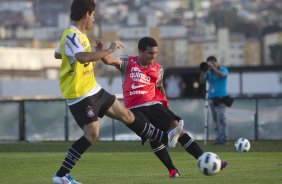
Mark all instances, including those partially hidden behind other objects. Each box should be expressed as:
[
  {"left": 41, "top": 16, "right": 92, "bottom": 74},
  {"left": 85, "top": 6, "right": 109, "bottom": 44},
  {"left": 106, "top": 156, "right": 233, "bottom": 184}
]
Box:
[
  {"left": 129, "top": 90, "right": 147, "bottom": 95},
  {"left": 131, "top": 84, "right": 146, "bottom": 89},
  {"left": 130, "top": 67, "right": 151, "bottom": 84}
]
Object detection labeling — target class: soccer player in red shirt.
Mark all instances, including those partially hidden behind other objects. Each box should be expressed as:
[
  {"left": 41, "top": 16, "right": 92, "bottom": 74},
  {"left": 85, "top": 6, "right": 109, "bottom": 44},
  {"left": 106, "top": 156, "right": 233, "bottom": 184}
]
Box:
[{"left": 98, "top": 37, "right": 228, "bottom": 178}]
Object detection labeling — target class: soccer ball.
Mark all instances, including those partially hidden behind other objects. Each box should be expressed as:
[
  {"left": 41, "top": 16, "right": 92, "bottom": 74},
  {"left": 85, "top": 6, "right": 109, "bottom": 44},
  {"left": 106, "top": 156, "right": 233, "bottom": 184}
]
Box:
[
  {"left": 197, "top": 152, "right": 222, "bottom": 176},
  {"left": 235, "top": 138, "right": 251, "bottom": 152}
]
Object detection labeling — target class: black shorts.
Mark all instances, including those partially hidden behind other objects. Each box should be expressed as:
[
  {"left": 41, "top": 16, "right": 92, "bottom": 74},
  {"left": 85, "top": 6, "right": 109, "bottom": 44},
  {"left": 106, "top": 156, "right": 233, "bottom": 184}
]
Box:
[
  {"left": 69, "top": 89, "right": 116, "bottom": 129},
  {"left": 130, "top": 104, "right": 180, "bottom": 132}
]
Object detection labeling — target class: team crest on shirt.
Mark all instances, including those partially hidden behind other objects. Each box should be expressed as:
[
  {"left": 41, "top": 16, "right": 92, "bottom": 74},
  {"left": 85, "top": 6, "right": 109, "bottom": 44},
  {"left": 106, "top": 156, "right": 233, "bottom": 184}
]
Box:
[{"left": 85, "top": 106, "right": 95, "bottom": 118}]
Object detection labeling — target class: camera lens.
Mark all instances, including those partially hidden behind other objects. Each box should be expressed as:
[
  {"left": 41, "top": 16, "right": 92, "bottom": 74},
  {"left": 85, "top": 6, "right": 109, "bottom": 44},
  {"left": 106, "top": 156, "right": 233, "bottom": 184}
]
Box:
[{"left": 200, "top": 62, "right": 209, "bottom": 71}]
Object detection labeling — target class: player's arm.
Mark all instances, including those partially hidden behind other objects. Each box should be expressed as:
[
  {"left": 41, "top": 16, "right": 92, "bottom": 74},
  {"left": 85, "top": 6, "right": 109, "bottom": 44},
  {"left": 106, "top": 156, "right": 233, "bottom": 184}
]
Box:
[
  {"left": 54, "top": 52, "right": 62, "bottom": 59},
  {"left": 156, "top": 66, "right": 170, "bottom": 108},
  {"left": 156, "top": 67, "right": 166, "bottom": 96},
  {"left": 94, "top": 40, "right": 122, "bottom": 67},
  {"left": 75, "top": 41, "right": 123, "bottom": 64},
  {"left": 157, "top": 84, "right": 166, "bottom": 96},
  {"left": 54, "top": 42, "right": 62, "bottom": 59},
  {"left": 100, "top": 55, "right": 122, "bottom": 67},
  {"left": 208, "top": 62, "right": 226, "bottom": 78}
]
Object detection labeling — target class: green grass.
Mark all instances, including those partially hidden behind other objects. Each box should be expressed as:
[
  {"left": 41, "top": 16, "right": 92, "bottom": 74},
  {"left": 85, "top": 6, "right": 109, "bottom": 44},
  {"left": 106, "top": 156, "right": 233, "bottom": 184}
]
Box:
[{"left": 0, "top": 141, "right": 282, "bottom": 184}]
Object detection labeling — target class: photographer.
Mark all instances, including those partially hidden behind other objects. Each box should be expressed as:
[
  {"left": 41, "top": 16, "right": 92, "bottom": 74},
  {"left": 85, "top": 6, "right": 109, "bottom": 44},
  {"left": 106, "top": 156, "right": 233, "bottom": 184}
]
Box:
[{"left": 199, "top": 56, "right": 230, "bottom": 145}]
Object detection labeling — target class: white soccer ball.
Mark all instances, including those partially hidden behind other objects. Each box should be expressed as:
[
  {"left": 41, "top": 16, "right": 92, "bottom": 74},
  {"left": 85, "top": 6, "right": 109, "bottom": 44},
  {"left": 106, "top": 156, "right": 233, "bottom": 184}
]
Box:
[
  {"left": 197, "top": 152, "right": 222, "bottom": 176},
  {"left": 235, "top": 138, "right": 251, "bottom": 152}
]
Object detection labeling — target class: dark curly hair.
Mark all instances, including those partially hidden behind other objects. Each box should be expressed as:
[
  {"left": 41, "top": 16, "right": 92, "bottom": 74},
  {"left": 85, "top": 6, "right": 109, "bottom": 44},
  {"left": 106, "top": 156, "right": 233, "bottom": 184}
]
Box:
[
  {"left": 138, "top": 37, "right": 158, "bottom": 52},
  {"left": 70, "top": 0, "right": 96, "bottom": 21}
]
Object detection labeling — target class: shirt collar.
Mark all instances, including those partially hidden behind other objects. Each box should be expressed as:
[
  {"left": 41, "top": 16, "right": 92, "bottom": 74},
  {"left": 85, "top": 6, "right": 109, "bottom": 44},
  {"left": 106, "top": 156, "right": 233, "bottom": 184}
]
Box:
[{"left": 69, "top": 25, "right": 82, "bottom": 34}]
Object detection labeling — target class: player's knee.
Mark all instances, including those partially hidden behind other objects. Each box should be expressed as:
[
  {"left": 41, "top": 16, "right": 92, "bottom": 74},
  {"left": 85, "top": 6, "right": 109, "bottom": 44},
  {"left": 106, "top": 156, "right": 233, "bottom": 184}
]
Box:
[
  {"left": 84, "top": 131, "right": 99, "bottom": 144},
  {"left": 83, "top": 123, "right": 99, "bottom": 144},
  {"left": 121, "top": 109, "right": 135, "bottom": 124}
]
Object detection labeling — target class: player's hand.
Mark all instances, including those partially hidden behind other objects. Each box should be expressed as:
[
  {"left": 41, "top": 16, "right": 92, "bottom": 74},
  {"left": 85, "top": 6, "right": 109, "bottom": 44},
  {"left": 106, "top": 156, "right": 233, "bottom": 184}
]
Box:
[
  {"left": 109, "top": 41, "right": 124, "bottom": 51},
  {"left": 95, "top": 39, "right": 104, "bottom": 51}
]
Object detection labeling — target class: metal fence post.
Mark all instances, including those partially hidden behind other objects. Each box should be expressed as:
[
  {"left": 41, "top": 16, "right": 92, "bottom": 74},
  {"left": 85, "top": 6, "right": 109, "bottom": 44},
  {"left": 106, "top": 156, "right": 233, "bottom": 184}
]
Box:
[
  {"left": 64, "top": 101, "right": 69, "bottom": 141},
  {"left": 112, "top": 119, "right": 115, "bottom": 141},
  {"left": 254, "top": 98, "right": 259, "bottom": 140},
  {"left": 204, "top": 81, "right": 210, "bottom": 145},
  {"left": 19, "top": 100, "right": 25, "bottom": 141}
]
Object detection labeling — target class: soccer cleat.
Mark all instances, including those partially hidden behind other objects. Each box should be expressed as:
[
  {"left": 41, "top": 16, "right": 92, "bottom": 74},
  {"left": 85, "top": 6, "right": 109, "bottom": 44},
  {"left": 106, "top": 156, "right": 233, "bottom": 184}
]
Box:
[
  {"left": 53, "top": 174, "right": 82, "bottom": 184},
  {"left": 167, "top": 120, "right": 184, "bottom": 148},
  {"left": 169, "top": 169, "right": 181, "bottom": 178},
  {"left": 221, "top": 160, "right": 228, "bottom": 170},
  {"left": 53, "top": 175, "right": 72, "bottom": 184},
  {"left": 66, "top": 174, "right": 82, "bottom": 184}
]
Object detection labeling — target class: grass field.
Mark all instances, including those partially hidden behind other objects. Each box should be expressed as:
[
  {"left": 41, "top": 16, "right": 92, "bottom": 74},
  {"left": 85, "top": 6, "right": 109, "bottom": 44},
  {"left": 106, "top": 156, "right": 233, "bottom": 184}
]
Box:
[{"left": 0, "top": 140, "right": 282, "bottom": 184}]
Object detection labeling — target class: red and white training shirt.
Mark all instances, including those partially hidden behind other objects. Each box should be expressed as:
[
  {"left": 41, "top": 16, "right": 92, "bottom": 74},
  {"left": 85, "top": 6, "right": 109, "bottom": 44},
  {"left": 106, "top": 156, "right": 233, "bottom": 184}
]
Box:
[{"left": 117, "top": 55, "right": 168, "bottom": 109}]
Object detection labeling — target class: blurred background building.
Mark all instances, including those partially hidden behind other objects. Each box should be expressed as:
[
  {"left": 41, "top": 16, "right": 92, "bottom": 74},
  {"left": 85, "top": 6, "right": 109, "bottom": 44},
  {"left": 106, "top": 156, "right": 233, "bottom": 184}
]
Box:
[{"left": 0, "top": 0, "right": 281, "bottom": 97}]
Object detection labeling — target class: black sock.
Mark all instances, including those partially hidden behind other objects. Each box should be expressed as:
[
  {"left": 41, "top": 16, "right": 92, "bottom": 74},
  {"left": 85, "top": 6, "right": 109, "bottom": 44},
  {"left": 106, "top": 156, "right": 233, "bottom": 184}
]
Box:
[
  {"left": 56, "top": 136, "right": 91, "bottom": 177},
  {"left": 127, "top": 116, "right": 168, "bottom": 144},
  {"left": 178, "top": 133, "right": 203, "bottom": 159},
  {"left": 150, "top": 141, "right": 176, "bottom": 171}
]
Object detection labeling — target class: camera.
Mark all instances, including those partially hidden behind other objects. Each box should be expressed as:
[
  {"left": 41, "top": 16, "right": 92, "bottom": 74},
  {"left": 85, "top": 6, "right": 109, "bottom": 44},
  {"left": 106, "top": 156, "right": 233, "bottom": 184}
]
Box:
[{"left": 199, "top": 62, "right": 209, "bottom": 72}]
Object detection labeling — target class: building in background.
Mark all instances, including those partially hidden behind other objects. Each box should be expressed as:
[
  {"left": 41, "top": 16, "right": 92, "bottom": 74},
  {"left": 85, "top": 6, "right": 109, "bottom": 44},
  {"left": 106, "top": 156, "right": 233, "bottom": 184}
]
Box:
[
  {"left": 263, "top": 31, "right": 282, "bottom": 65},
  {"left": 0, "top": 0, "right": 281, "bottom": 98},
  {"left": 188, "top": 28, "right": 260, "bottom": 66}
]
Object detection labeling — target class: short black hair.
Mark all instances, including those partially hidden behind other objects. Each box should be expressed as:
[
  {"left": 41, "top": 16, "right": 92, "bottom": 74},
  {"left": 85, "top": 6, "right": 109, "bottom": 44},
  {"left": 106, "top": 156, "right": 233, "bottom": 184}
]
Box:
[
  {"left": 70, "top": 0, "right": 96, "bottom": 21},
  {"left": 206, "top": 56, "right": 217, "bottom": 62},
  {"left": 138, "top": 37, "right": 158, "bottom": 52}
]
